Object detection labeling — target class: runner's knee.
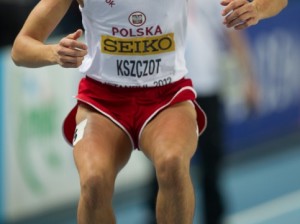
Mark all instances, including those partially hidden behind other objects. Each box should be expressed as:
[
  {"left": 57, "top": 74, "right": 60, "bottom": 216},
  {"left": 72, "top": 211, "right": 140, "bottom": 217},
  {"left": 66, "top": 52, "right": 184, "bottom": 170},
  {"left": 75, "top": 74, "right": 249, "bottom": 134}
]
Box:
[
  {"left": 80, "top": 172, "right": 114, "bottom": 209},
  {"left": 155, "top": 148, "right": 190, "bottom": 187}
]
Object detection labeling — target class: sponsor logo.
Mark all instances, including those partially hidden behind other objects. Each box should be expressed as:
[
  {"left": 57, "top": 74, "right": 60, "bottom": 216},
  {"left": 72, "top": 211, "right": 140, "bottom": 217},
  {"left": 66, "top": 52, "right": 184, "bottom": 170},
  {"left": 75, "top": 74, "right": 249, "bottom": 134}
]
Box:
[{"left": 101, "top": 33, "right": 175, "bottom": 55}]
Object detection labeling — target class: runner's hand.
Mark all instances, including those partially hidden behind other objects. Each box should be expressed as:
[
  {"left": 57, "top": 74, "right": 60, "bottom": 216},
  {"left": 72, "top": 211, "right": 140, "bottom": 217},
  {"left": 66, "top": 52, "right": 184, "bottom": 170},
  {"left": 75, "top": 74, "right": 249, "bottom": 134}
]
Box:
[
  {"left": 53, "top": 29, "right": 88, "bottom": 68},
  {"left": 221, "top": 0, "right": 260, "bottom": 30}
]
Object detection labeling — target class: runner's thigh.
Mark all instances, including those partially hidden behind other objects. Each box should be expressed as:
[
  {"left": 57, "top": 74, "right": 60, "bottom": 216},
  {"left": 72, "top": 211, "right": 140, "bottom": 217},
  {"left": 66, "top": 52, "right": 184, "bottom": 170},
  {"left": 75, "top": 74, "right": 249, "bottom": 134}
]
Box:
[
  {"left": 140, "top": 101, "right": 198, "bottom": 162},
  {"left": 73, "top": 104, "right": 132, "bottom": 178}
]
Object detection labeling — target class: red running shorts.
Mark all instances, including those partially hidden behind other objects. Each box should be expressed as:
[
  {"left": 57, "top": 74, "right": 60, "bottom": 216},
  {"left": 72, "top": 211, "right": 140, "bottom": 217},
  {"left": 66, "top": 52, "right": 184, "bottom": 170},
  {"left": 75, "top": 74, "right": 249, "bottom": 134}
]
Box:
[{"left": 63, "top": 76, "right": 207, "bottom": 149}]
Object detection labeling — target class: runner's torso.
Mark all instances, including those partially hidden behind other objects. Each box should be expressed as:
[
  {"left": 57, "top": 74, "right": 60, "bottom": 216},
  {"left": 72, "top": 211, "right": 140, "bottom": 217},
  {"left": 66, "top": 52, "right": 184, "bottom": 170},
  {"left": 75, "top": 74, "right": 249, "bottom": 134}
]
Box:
[{"left": 79, "top": 0, "right": 188, "bottom": 87}]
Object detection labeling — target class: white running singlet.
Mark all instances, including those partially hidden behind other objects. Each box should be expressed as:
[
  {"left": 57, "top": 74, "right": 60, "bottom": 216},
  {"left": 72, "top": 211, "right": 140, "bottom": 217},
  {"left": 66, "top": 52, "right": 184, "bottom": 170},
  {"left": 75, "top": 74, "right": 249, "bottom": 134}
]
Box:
[{"left": 79, "top": 0, "right": 188, "bottom": 87}]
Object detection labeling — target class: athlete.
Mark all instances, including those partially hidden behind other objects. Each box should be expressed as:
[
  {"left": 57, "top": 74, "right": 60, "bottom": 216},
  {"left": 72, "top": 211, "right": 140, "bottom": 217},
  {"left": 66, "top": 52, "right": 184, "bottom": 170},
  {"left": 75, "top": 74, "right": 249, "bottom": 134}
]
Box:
[
  {"left": 11, "top": 1, "right": 206, "bottom": 223},
  {"left": 11, "top": 0, "right": 287, "bottom": 223}
]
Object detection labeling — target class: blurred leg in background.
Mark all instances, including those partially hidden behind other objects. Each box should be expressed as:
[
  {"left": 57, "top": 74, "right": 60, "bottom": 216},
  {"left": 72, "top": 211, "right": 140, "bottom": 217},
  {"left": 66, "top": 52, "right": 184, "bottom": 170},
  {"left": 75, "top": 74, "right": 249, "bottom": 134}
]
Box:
[{"left": 196, "top": 95, "right": 224, "bottom": 224}]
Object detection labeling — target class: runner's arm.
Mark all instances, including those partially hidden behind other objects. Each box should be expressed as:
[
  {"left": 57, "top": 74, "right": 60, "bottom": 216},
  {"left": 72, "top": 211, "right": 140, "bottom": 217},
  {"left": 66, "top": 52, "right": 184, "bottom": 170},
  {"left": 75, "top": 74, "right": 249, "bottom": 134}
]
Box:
[{"left": 11, "top": 0, "right": 87, "bottom": 68}]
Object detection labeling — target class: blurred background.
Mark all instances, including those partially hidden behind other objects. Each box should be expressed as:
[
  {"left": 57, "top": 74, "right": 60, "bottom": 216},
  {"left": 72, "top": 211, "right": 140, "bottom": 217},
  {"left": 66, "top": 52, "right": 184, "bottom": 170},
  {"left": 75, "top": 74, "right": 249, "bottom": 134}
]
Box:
[{"left": 0, "top": 0, "right": 300, "bottom": 224}]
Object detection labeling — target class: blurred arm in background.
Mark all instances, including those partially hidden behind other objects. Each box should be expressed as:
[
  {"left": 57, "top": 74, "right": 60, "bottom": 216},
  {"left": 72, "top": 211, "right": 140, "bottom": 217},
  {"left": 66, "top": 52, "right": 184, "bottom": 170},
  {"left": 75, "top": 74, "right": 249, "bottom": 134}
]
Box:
[
  {"left": 225, "top": 29, "right": 259, "bottom": 110},
  {"left": 221, "top": 0, "right": 288, "bottom": 30}
]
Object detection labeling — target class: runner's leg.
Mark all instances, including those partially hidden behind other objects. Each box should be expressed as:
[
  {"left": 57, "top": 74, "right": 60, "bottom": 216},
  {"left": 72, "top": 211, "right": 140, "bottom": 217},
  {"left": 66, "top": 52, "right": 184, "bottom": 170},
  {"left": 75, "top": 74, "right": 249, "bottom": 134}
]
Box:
[
  {"left": 73, "top": 104, "right": 132, "bottom": 224},
  {"left": 140, "top": 101, "right": 198, "bottom": 224}
]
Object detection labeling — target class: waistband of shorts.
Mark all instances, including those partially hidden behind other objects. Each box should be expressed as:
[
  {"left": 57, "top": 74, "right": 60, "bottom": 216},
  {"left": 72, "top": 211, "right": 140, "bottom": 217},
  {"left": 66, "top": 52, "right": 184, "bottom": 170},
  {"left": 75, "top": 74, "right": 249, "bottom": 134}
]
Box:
[{"left": 84, "top": 76, "right": 193, "bottom": 94}]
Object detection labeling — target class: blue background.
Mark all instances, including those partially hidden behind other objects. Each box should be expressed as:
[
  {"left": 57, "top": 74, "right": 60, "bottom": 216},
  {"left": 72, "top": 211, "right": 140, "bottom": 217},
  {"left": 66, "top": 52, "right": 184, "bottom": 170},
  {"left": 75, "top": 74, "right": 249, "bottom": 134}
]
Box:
[{"left": 223, "top": 0, "right": 300, "bottom": 153}]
